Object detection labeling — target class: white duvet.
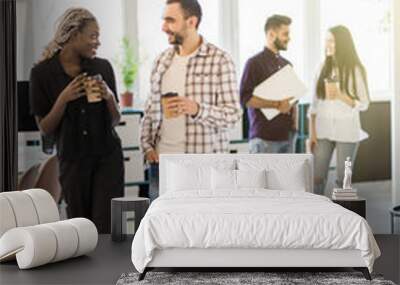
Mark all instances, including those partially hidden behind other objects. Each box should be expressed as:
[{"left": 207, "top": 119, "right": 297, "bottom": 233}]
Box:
[{"left": 131, "top": 190, "right": 380, "bottom": 273}]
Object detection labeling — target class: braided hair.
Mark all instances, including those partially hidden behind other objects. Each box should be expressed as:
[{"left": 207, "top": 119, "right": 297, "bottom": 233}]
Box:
[{"left": 39, "top": 7, "right": 97, "bottom": 63}]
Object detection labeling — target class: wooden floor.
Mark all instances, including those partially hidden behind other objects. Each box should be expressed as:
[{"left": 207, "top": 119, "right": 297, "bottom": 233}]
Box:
[{"left": 0, "top": 234, "right": 398, "bottom": 285}]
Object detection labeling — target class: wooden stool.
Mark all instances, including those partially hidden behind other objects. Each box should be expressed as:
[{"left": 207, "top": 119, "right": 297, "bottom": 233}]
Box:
[{"left": 111, "top": 197, "right": 149, "bottom": 242}]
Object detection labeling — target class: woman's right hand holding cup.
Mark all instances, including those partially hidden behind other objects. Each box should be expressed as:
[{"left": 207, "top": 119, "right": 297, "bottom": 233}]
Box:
[
  {"left": 325, "top": 80, "right": 339, "bottom": 100},
  {"left": 58, "top": 73, "right": 87, "bottom": 104}
]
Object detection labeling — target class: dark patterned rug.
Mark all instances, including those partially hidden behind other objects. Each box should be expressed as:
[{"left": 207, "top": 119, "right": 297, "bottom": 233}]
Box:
[{"left": 116, "top": 271, "right": 396, "bottom": 285}]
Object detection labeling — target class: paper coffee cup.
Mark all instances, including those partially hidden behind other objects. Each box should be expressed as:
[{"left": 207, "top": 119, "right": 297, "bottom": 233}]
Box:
[
  {"left": 85, "top": 74, "right": 102, "bottom": 103},
  {"left": 324, "top": 79, "right": 339, "bottom": 100},
  {"left": 161, "top": 92, "right": 178, "bottom": 119}
]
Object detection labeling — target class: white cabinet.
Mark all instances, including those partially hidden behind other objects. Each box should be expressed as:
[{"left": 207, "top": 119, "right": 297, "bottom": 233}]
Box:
[
  {"left": 117, "top": 111, "right": 146, "bottom": 197},
  {"left": 115, "top": 114, "right": 141, "bottom": 148},
  {"left": 123, "top": 149, "right": 145, "bottom": 183},
  {"left": 18, "top": 132, "right": 52, "bottom": 173},
  {"left": 228, "top": 141, "right": 249, "bottom": 154},
  {"left": 124, "top": 185, "right": 140, "bottom": 197}
]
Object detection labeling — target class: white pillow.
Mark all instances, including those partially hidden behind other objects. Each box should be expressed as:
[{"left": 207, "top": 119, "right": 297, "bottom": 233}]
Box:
[
  {"left": 237, "top": 159, "right": 309, "bottom": 191},
  {"left": 211, "top": 169, "right": 267, "bottom": 190},
  {"left": 236, "top": 169, "right": 267, "bottom": 189},
  {"left": 211, "top": 168, "right": 237, "bottom": 190},
  {"left": 166, "top": 162, "right": 211, "bottom": 191},
  {"left": 166, "top": 159, "right": 236, "bottom": 192},
  {"left": 266, "top": 163, "right": 308, "bottom": 191}
]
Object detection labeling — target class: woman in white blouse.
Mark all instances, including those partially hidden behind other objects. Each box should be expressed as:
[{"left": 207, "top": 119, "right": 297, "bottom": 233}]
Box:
[{"left": 309, "top": 25, "right": 370, "bottom": 195}]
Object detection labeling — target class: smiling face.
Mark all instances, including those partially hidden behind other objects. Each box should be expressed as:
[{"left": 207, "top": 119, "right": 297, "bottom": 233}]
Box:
[
  {"left": 325, "top": 31, "right": 336, "bottom": 56},
  {"left": 161, "top": 3, "right": 198, "bottom": 46},
  {"left": 72, "top": 20, "right": 101, "bottom": 59}
]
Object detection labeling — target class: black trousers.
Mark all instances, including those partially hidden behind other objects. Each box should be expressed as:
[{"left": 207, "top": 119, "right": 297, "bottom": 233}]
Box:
[{"left": 59, "top": 147, "right": 124, "bottom": 234}]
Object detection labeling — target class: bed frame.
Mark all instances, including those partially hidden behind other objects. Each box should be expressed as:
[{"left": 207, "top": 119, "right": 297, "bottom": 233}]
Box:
[{"left": 139, "top": 154, "right": 371, "bottom": 281}]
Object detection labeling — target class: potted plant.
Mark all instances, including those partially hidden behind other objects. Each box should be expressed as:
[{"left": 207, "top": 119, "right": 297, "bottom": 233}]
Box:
[{"left": 115, "top": 37, "right": 138, "bottom": 108}]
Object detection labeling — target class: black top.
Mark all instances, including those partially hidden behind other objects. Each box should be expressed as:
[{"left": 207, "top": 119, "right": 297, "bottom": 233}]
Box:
[
  {"left": 29, "top": 54, "right": 121, "bottom": 161},
  {"left": 240, "top": 47, "right": 294, "bottom": 141}
]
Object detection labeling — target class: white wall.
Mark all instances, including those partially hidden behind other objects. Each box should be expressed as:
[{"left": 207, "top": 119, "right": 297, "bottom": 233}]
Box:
[
  {"left": 16, "top": 0, "right": 124, "bottom": 93},
  {"left": 16, "top": 0, "right": 34, "bottom": 81},
  {"left": 393, "top": 0, "right": 400, "bottom": 206}
]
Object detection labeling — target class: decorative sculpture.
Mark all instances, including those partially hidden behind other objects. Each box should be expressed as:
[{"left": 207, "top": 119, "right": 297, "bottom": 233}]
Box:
[{"left": 343, "top": 157, "right": 353, "bottom": 190}]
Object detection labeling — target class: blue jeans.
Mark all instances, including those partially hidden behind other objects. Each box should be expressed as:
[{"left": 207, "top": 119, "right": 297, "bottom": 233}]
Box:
[
  {"left": 148, "top": 163, "right": 159, "bottom": 203},
  {"left": 249, "top": 132, "right": 297, "bottom": 154},
  {"left": 313, "top": 139, "right": 359, "bottom": 195}
]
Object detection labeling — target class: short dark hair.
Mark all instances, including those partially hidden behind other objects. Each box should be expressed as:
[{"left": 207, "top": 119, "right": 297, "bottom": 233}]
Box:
[
  {"left": 264, "top": 14, "right": 292, "bottom": 33},
  {"left": 166, "top": 0, "right": 202, "bottom": 28}
]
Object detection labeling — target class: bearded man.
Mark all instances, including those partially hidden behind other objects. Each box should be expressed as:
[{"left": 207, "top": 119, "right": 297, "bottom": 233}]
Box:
[
  {"left": 140, "top": 0, "right": 241, "bottom": 201},
  {"left": 240, "top": 14, "right": 298, "bottom": 154}
]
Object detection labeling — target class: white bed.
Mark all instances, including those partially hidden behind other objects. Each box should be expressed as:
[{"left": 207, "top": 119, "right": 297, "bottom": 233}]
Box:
[{"left": 131, "top": 154, "right": 380, "bottom": 280}]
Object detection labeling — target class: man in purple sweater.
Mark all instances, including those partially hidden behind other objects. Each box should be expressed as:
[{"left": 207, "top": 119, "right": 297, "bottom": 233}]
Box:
[{"left": 240, "top": 15, "right": 298, "bottom": 154}]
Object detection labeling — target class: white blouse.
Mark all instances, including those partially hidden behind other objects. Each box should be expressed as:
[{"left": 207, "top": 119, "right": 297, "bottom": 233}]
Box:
[{"left": 309, "top": 67, "right": 370, "bottom": 143}]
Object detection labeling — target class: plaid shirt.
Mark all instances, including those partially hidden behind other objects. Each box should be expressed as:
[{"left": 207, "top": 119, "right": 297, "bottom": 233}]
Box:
[{"left": 140, "top": 39, "right": 242, "bottom": 154}]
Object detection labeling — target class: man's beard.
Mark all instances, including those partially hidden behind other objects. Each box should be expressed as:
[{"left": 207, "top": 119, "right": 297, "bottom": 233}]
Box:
[
  {"left": 169, "top": 32, "right": 184, "bottom": 46},
  {"left": 274, "top": 38, "right": 288, "bottom": 51}
]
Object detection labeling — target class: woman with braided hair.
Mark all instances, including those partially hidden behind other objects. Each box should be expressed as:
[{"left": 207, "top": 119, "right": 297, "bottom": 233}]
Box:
[{"left": 29, "top": 8, "right": 124, "bottom": 233}]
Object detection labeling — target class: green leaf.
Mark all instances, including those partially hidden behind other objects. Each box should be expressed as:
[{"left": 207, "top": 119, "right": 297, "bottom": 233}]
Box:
[{"left": 114, "top": 36, "right": 139, "bottom": 92}]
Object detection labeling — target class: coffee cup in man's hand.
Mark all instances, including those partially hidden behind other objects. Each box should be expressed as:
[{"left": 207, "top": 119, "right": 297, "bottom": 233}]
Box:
[{"left": 161, "top": 92, "right": 179, "bottom": 119}]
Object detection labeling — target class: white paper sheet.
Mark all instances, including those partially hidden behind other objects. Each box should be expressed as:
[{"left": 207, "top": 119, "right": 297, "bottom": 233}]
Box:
[{"left": 253, "top": 65, "right": 307, "bottom": 120}]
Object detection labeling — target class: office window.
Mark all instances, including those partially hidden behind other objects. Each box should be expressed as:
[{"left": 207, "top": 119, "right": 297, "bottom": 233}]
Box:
[
  {"left": 137, "top": 0, "right": 220, "bottom": 102},
  {"left": 320, "top": 0, "right": 393, "bottom": 100},
  {"left": 238, "top": 0, "right": 305, "bottom": 80}
]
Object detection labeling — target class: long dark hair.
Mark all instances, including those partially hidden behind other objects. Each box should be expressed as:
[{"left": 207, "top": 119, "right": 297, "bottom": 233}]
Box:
[{"left": 316, "top": 25, "right": 369, "bottom": 100}]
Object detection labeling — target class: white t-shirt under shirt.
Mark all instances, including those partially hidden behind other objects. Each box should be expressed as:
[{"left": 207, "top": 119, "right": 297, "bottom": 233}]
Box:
[{"left": 156, "top": 52, "right": 192, "bottom": 154}]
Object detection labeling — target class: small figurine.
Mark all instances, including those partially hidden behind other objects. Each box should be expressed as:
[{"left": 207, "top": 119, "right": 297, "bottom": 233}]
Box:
[{"left": 343, "top": 157, "right": 352, "bottom": 190}]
